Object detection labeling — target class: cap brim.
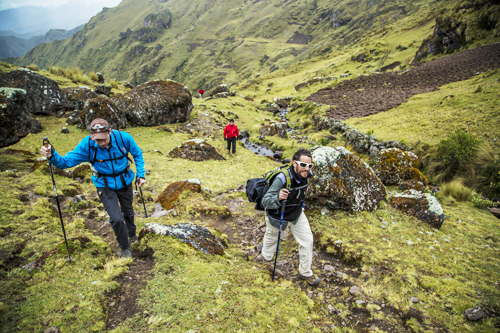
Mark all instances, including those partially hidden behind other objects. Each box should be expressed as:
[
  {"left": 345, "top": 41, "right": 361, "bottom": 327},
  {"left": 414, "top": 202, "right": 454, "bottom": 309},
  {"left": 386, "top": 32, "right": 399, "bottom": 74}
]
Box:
[{"left": 91, "top": 132, "right": 108, "bottom": 140}]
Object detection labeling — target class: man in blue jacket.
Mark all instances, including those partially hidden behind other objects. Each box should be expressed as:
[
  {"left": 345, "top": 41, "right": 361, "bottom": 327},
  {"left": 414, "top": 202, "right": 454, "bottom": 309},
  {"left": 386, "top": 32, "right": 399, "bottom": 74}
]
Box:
[{"left": 40, "top": 118, "right": 146, "bottom": 258}]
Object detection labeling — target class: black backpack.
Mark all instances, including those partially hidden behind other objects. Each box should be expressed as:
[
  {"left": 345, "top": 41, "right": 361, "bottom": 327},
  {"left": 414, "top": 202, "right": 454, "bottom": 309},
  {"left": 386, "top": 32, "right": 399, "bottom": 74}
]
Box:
[{"left": 246, "top": 165, "right": 292, "bottom": 211}]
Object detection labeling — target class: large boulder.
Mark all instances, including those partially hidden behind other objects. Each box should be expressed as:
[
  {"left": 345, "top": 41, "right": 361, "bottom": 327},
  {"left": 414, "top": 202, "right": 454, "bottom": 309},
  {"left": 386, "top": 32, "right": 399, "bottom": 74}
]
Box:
[
  {"left": 374, "top": 148, "right": 427, "bottom": 186},
  {"left": 118, "top": 79, "right": 193, "bottom": 126},
  {"left": 0, "top": 68, "right": 65, "bottom": 115},
  {"left": 156, "top": 179, "right": 202, "bottom": 210},
  {"left": 168, "top": 139, "right": 225, "bottom": 161},
  {"left": 62, "top": 86, "right": 98, "bottom": 111},
  {"left": 79, "top": 96, "right": 127, "bottom": 130},
  {"left": 139, "top": 222, "right": 224, "bottom": 255},
  {"left": 391, "top": 190, "right": 445, "bottom": 229},
  {"left": 0, "top": 88, "right": 41, "bottom": 148},
  {"left": 259, "top": 121, "right": 287, "bottom": 138},
  {"left": 306, "top": 146, "right": 387, "bottom": 211}
]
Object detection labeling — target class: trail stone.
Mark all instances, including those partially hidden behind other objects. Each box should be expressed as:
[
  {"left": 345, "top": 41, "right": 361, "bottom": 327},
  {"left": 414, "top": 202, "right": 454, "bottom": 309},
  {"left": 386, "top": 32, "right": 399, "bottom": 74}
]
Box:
[
  {"left": 0, "top": 68, "right": 65, "bottom": 115},
  {"left": 168, "top": 139, "right": 225, "bottom": 161},
  {"left": 118, "top": 79, "right": 193, "bottom": 126},
  {"left": 324, "top": 264, "right": 335, "bottom": 272},
  {"left": 464, "top": 306, "right": 488, "bottom": 321},
  {"left": 411, "top": 296, "right": 418, "bottom": 303},
  {"left": 151, "top": 209, "right": 174, "bottom": 218},
  {"left": 321, "top": 206, "right": 330, "bottom": 215},
  {"left": 0, "top": 87, "right": 41, "bottom": 148},
  {"left": 139, "top": 222, "right": 224, "bottom": 255},
  {"left": 328, "top": 304, "right": 338, "bottom": 314},
  {"left": 391, "top": 189, "right": 445, "bottom": 229},
  {"left": 307, "top": 146, "right": 386, "bottom": 211},
  {"left": 349, "top": 286, "right": 362, "bottom": 295},
  {"left": 156, "top": 179, "right": 201, "bottom": 210},
  {"left": 61, "top": 127, "right": 69, "bottom": 134},
  {"left": 44, "top": 327, "right": 58, "bottom": 333},
  {"left": 256, "top": 243, "right": 263, "bottom": 252}
]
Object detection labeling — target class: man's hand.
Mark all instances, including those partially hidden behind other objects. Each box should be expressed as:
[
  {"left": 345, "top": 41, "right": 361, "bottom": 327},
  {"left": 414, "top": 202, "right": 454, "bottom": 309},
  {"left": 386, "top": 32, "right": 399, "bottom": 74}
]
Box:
[
  {"left": 136, "top": 177, "right": 146, "bottom": 188},
  {"left": 40, "top": 144, "right": 52, "bottom": 158},
  {"left": 278, "top": 188, "right": 290, "bottom": 201}
]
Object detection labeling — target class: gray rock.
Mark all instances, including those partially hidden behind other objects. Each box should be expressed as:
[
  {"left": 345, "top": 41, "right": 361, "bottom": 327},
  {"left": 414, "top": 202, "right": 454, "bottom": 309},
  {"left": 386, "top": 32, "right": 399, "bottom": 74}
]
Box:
[
  {"left": 327, "top": 304, "right": 338, "bottom": 314},
  {"left": 61, "top": 127, "right": 69, "bottom": 134},
  {"left": 464, "top": 306, "right": 488, "bottom": 321},
  {"left": 411, "top": 296, "right": 418, "bottom": 303},
  {"left": 336, "top": 271, "right": 344, "bottom": 278},
  {"left": 324, "top": 265, "right": 335, "bottom": 272},
  {"left": 321, "top": 206, "right": 330, "bottom": 215},
  {"left": 154, "top": 202, "right": 163, "bottom": 213},
  {"left": 349, "top": 286, "right": 362, "bottom": 295},
  {"left": 44, "top": 327, "right": 58, "bottom": 333},
  {"left": 256, "top": 243, "right": 263, "bottom": 252},
  {"left": 356, "top": 300, "right": 365, "bottom": 304},
  {"left": 151, "top": 209, "right": 174, "bottom": 218},
  {"left": 72, "top": 195, "right": 87, "bottom": 203},
  {"left": 94, "top": 84, "right": 112, "bottom": 96}
]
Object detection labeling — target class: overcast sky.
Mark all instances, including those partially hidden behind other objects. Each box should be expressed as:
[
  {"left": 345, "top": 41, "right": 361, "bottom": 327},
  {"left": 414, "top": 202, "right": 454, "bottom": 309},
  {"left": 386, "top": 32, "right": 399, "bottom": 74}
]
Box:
[{"left": 0, "top": 0, "right": 122, "bottom": 11}]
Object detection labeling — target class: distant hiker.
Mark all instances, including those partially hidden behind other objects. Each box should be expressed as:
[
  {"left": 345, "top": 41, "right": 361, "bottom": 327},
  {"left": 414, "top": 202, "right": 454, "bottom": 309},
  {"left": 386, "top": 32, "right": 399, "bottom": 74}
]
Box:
[
  {"left": 223, "top": 119, "right": 239, "bottom": 156},
  {"left": 198, "top": 89, "right": 205, "bottom": 99},
  {"left": 40, "top": 118, "right": 146, "bottom": 259},
  {"left": 257, "top": 148, "right": 320, "bottom": 286}
]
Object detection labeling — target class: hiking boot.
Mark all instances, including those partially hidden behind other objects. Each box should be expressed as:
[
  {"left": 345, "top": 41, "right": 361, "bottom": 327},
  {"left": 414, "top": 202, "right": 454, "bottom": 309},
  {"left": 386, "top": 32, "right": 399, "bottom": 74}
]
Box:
[
  {"left": 129, "top": 235, "right": 138, "bottom": 244},
  {"left": 227, "top": 148, "right": 230, "bottom": 154},
  {"left": 121, "top": 248, "right": 132, "bottom": 259},
  {"left": 299, "top": 274, "right": 321, "bottom": 286},
  {"left": 232, "top": 153, "right": 235, "bottom": 156}
]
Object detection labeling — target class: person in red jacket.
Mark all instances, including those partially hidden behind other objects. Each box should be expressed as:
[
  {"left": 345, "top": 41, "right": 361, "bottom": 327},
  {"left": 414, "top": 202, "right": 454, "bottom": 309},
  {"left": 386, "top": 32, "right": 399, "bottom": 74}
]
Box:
[{"left": 223, "top": 119, "right": 239, "bottom": 156}]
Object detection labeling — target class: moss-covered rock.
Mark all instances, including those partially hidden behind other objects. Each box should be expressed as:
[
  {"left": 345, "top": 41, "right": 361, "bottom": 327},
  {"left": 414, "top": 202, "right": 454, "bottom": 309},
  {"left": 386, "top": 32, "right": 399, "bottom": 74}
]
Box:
[
  {"left": 0, "top": 68, "right": 65, "bottom": 115},
  {"left": 398, "top": 179, "right": 426, "bottom": 193},
  {"left": 259, "top": 121, "right": 287, "bottom": 138},
  {"left": 80, "top": 96, "right": 127, "bottom": 130},
  {"left": 209, "top": 84, "right": 229, "bottom": 96},
  {"left": 118, "top": 79, "right": 192, "bottom": 126},
  {"left": 156, "top": 179, "right": 202, "bottom": 210},
  {"left": 62, "top": 86, "right": 98, "bottom": 111},
  {"left": 374, "top": 148, "right": 427, "bottom": 186},
  {"left": 391, "top": 190, "right": 445, "bottom": 229},
  {"left": 168, "top": 139, "right": 225, "bottom": 161},
  {"left": 307, "top": 146, "right": 386, "bottom": 211},
  {"left": 0, "top": 87, "right": 42, "bottom": 148}
]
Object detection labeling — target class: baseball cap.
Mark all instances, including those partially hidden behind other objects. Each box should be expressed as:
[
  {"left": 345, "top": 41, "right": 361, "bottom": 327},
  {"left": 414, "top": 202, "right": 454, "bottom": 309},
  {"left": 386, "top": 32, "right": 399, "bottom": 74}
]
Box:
[{"left": 89, "top": 118, "right": 110, "bottom": 140}]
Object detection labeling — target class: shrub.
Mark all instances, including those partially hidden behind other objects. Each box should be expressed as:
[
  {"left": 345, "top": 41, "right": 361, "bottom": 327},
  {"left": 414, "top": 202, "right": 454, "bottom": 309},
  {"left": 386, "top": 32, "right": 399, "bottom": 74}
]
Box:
[
  {"left": 471, "top": 193, "right": 499, "bottom": 209},
  {"left": 57, "top": 67, "right": 65, "bottom": 76},
  {"left": 474, "top": 85, "right": 482, "bottom": 93},
  {"left": 434, "top": 129, "right": 482, "bottom": 170},
  {"left": 27, "top": 64, "right": 39, "bottom": 71},
  {"left": 303, "top": 105, "right": 315, "bottom": 115},
  {"left": 71, "top": 67, "right": 82, "bottom": 76},
  {"left": 109, "top": 79, "right": 119, "bottom": 89},
  {"left": 49, "top": 67, "right": 57, "bottom": 74},
  {"left": 88, "top": 72, "right": 98, "bottom": 81},
  {"left": 80, "top": 74, "right": 91, "bottom": 85},
  {"left": 302, "top": 120, "right": 312, "bottom": 129},
  {"left": 479, "top": 159, "right": 500, "bottom": 198},
  {"left": 319, "top": 137, "right": 330, "bottom": 146},
  {"left": 441, "top": 179, "right": 475, "bottom": 202}
]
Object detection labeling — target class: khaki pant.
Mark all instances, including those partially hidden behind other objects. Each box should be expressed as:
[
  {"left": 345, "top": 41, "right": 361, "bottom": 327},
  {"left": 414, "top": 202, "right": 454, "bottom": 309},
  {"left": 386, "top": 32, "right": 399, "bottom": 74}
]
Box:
[{"left": 262, "top": 212, "right": 314, "bottom": 277}]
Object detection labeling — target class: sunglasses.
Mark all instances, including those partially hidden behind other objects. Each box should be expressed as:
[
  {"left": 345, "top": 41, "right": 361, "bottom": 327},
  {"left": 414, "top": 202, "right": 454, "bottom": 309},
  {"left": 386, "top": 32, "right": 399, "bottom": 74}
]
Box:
[
  {"left": 90, "top": 124, "right": 109, "bottom": 133},
  {"left": 294, "top": 160, "right": 314, "bottom": 168}
]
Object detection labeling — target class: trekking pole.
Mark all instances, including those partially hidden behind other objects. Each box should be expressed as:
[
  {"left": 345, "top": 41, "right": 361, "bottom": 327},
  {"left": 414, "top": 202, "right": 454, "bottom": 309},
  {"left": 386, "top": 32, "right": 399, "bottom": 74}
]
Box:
[
  {"left": 43, "top": 137, "right": 72, "bottom": 262},
  {"left": 272, "top": 200, "right": 287, "bottom": 282},
  {"left": 136, "top": 177, "right": 148, "bottom": 218}
]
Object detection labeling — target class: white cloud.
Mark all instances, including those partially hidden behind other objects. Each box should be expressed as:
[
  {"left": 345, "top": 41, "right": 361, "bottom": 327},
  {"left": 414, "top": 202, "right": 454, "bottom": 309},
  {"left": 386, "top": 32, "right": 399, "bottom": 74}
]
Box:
[{"left": 0, "top": 0, "right": 122, "bottom": 10}]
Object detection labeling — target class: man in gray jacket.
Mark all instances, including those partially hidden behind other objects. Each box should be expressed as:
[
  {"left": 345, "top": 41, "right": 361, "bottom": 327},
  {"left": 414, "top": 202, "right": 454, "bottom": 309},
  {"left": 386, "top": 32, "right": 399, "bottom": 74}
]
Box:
[{"left": 257, "top": 148, "right": 320, "bottom": 286}]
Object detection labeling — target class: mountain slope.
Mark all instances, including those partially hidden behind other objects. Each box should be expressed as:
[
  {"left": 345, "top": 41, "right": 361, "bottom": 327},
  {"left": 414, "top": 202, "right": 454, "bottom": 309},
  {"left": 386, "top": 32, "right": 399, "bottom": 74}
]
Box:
[
  {"left": 15, "top": 0, "right": 454, "bottom": 90},
  {"left": 0, "top": 26, "right": 83, "bottom": 59}
]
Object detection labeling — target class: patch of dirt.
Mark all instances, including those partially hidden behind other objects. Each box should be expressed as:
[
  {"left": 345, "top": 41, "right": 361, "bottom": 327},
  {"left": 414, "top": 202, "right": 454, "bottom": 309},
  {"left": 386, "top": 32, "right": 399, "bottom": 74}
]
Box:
[
  {"left": 187, "top": 43, "right": 202, "bottom": 52},
  {"left": 306, "top": 43, "right": 500, "bottom": 120},
  {"left": 286, "top": 32, "right": 314, "bottom": 44},
  {"left": 105, "top": 247, "right": 155, "bottom": 330}
]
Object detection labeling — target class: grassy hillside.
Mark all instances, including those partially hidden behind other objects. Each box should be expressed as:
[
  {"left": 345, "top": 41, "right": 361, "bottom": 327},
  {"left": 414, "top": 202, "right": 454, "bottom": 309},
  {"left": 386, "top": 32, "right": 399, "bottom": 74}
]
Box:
[{"left": 16, "top": 0, "right": 500, "bottom": 92}]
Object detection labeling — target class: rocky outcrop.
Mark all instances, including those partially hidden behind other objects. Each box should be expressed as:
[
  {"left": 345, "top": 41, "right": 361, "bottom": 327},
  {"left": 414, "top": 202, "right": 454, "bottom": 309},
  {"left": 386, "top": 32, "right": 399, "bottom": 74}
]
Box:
[
  {"left": 94, "top": 84, "right": 112, "bottom": 96},
  {"left": 209, "top": 84, "right": 230, "bottom": 96},
  {"left": 0, "top": 88, "right": 42, "bottom": 148},
  {"left": 398, "top": 179, "right": 426, "bottom": 193},
  {"left": 139, "top": 222, "right": 224, "bottom": 255},
  {"left": 374, "top": 148, "right": 427, "bottom": 186},
  {"left": 156, "top": 179, "right": 202, "bottom": 210},
  {"left": 307, "top": 146, "right": 387, "bottom": 211},
  {"left": 259, "top": 121, "right": 287, "bottom": 138},
  {"left": 168, "top": 139, "right": 225, "bottom": 161},
  {"left": 79, "top": 96, "right": 127, "bottom": 130},
  {"left": 62, "top": 86, "right": 98, "bottom": 111},
  {"left": 0, "top": 68, "right": 65, "bottom": 115},
  {"left": 413, "top": 15, "right": 467, "bottom": 63},
  {"left": 391, "top": 190, "right": 445, "bottom": 229},
  {"left": 118, "top": 79, "right": 192, "bottom": 126}
]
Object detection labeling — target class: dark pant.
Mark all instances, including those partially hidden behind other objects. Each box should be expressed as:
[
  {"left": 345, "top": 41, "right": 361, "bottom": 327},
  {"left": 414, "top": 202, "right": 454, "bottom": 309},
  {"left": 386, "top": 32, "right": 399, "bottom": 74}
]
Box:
[
  {"left": 97, "top": 183, "right": 136, "bottom": 250},
  {"left": 226, "top": 137, "right": 237, "bottom": 153}
]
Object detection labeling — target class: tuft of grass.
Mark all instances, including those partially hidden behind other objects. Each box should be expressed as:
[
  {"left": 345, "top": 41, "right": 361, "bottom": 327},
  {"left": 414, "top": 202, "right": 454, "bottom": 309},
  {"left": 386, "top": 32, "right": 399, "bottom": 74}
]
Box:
[
  {"left": 109, "top": 79, "right": 119, "bottom": 89},
  {"left": 27, "top": 64, "right": 39, "bottom": 71},
  {"left": 89, "top": 72, "right": 98, "bottom": 81},
  {"left": 440, "top": 179, "right": 475, "bottom": 202},
  {"left": 49, "top": 66, "right": 57, "bottom": 74}
]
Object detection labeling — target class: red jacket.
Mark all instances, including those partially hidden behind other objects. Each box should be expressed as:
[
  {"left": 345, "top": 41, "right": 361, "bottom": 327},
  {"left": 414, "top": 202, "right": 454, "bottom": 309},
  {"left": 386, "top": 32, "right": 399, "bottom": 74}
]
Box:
[{"left": 224, "top": 124, "right": 239, "bottom": 139}]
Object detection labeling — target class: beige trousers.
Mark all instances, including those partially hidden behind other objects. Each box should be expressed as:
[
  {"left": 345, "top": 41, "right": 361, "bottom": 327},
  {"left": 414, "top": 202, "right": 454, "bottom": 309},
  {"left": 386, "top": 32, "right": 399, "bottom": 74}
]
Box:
[{"left": 261, "top": 212, "right": 314, "bottom": 277}]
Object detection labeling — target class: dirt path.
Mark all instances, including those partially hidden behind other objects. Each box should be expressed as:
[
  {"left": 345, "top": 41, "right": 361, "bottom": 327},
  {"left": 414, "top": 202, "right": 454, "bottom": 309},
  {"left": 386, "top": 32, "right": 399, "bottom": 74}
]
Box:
[{"left": 306, "top": 43, "right": 500, "bottom": 120}]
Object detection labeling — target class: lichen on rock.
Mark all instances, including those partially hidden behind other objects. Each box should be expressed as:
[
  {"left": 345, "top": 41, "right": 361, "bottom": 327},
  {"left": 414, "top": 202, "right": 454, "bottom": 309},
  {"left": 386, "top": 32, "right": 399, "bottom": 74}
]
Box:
[
  {"left": 391, "top": 189, "right": 445, "bottom": 229},
  {"left": 79, "top": 96, "right": 127, "bottom": 130},
  {"left": 306, "top": 146, "right": 387, "bottom": 212},
  {"left": 139, "top": 222, "right": 224, "bottom": 255},
  {"left": 374, "top": 148, "right": 427, "bottom": 186}
]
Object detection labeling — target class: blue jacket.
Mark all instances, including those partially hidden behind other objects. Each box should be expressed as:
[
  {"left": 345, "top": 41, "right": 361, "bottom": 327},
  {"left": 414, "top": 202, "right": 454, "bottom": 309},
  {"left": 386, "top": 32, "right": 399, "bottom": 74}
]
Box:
[{"left": 50, "top": 130, "right": 145, "bottom": 190}]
